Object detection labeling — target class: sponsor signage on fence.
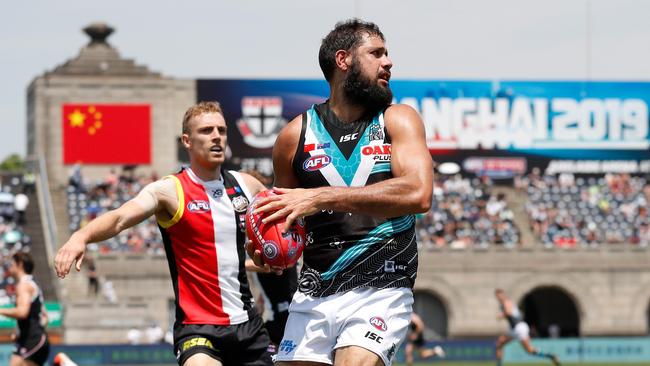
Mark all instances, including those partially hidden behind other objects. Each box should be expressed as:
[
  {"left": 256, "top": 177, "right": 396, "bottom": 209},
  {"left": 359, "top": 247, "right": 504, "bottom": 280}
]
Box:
[{"left": 0, "top": 302, "right": 62, "bottom": 328}]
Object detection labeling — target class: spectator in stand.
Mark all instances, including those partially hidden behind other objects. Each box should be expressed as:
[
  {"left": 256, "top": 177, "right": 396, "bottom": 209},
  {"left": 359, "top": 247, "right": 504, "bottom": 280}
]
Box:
[
  {"left": 526, "top": 172, "right": 648, "bottom": 247},
  {"left": 22, "top": 172, "right": 36, "bottom": 194},
  {"left": 66, "top": 166, "right": 164, "bottom": 254},
  {"left": 14, "top": 191, "right": 29, "bottom": 225},
  {"left": 415, "top": 175, "right": 520, "bottom": 249},
  {"left": 85, "top": 257, "right": 99, "bottom": 297}
]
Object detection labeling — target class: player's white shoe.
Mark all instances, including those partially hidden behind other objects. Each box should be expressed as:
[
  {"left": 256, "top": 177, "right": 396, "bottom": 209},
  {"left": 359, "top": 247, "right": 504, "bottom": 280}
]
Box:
[
  {"left": 433, "top": 345, "right": 446, "bottom": 358},
  {"left": 54, "top": 352, "right": 79, "bottom": 366}
]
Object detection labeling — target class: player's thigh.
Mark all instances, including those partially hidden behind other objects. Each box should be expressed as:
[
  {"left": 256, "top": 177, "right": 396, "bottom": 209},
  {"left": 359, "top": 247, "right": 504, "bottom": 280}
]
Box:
[
  {"left": 183, "top": 352, "right": 223, "bottom": 366},
  {"left": 334, "top": 345, "right": 383, "bottom": 366},
  {"left": 496, "top": 334, "right": 512, "bottom": 346},
  {"left": 22, "top": 359, "right": 40, "bottom": 366},
  {"left": 9, "top": 355, "right": 29, "bottom": 366},
  {"left": 276, "top": 362, "right": 329, "bottom": 366}
]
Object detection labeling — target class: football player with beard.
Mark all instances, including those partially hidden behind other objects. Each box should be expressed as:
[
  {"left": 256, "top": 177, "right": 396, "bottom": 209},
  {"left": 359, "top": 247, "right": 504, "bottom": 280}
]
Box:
[{"left": 250, "top": 19, "right": 433, "bottom": 366}]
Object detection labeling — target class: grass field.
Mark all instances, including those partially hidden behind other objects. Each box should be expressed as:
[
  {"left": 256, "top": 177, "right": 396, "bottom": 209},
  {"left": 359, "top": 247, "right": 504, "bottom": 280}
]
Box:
[{"left": 392, "top": 363, "right": 650, "bottom": 366}]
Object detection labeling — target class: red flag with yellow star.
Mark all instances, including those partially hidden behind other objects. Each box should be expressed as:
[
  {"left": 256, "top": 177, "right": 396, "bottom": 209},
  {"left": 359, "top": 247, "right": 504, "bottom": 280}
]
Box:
[{"left": 62, "top": 104, "right": 151, "bottom": 164}]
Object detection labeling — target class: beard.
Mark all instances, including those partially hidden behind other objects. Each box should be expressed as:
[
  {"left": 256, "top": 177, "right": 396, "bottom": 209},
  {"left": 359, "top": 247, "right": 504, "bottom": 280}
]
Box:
[{"left": 342, "top": 59, "right": 393, "bottom": 113}]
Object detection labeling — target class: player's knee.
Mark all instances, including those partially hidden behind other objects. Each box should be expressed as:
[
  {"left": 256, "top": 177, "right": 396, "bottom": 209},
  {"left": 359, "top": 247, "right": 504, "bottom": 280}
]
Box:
[{"left": 334, "top": 346, "right": 383, "bottom": 366}]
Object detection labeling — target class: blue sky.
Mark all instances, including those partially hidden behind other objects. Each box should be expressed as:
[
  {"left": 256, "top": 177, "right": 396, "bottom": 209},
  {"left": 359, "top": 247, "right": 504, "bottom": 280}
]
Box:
[{"left": 1, "top": 0, "right": 649, "bottom": 160}]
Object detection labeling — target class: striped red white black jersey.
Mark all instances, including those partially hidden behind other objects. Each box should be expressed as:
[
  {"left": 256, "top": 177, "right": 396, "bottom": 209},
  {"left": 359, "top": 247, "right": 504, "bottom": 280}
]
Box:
[{"left": 158, "top": 167, "right": 254, "bottom": 326}]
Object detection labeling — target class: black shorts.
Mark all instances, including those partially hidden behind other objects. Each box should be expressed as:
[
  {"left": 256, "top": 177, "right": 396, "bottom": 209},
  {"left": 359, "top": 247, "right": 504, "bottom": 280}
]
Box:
[
  {"left": 174, "top": 314, "right": 273, "bottom": 366},
  {"left": 265, "top": 311, "right": 289, "bottom": 346},
  {"left": 14, "top": 334, "right": 50, "bottom": 366},
  {"left": 408, "top": 333, "right": 425, "bottom": 348}
]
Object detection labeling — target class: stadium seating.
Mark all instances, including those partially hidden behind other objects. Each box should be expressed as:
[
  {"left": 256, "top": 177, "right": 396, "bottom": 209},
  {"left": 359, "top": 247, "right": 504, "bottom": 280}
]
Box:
[
  {"left": 66, "top": 172, "right": 163, "bottom": 254},
  {"left": 526, "top": 173, "right": 649, "bottom": 247},
  {"left": 416, "top": 175, "right": 521, "bottom": 249}
]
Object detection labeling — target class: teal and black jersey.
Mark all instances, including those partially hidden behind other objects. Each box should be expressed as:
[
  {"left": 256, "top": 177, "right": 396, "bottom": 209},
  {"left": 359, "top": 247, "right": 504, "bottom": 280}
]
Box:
[
  {"left": 501, "top": 302, "right": 524, "bottom": 329},
  {"left": 291, "top": 102, "right": 418, "bottom": 297}
]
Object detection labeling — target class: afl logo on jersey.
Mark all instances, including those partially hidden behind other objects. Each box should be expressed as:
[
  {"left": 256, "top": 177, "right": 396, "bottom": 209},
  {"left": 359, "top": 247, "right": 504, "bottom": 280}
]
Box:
[
  {"left": 187, "top": 200, "right": 210, "bottom": 213},
  {"left": 303, "top": 154, "right": 332, "bottom": 171}
]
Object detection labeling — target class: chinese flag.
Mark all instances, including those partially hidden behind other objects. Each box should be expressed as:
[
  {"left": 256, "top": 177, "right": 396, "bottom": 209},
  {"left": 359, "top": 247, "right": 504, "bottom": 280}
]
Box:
[{"left": 62, "top": 104, "right": 151, "bottom": 164}]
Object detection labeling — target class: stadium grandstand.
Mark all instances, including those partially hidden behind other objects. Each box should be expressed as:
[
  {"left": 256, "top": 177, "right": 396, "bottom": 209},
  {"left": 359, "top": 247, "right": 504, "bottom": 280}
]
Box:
[{"left": 3, "top": 7, "right": 650, "bottom": 366}]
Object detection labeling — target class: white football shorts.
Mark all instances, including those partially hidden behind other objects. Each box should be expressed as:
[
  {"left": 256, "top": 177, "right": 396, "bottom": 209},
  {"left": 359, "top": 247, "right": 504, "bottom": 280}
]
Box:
[
  {"left": 509, "top": 322, "right": 530, "bottom": 341},
  {"left": 275, "top": 287, "right": 413, "bottom": 366}
]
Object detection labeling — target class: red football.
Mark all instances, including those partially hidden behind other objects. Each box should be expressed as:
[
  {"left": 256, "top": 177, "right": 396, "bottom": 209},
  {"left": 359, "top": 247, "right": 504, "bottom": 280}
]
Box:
[{"left": 246, "top": 189, "right": 306, "bottom": 269}]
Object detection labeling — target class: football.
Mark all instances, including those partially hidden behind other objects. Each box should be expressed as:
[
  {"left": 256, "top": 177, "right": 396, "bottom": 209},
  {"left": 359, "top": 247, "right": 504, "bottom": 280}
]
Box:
[{"left": 246, "top": 189, "right": 306, "bottom": 269}]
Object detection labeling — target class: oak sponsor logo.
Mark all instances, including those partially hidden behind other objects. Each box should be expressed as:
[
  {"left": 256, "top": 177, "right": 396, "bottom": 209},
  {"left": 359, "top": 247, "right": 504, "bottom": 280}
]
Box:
[{"left": 362, "top": 145, "right": 391, "bottom": 161}]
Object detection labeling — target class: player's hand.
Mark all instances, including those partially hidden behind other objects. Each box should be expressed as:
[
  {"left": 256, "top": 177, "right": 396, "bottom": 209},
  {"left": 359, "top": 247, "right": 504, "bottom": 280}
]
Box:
[
  {"left": 54, "top": 235, "right": 87, "bottom": 279},
  {"left": 244, "top": 241, "right": 283, "bottom": 275},
  {"left": 245, "top": 240, "right": 265, "bottom": 267},
  {"left": 254, "top": 187, "right": 323, "bottom": 232}
]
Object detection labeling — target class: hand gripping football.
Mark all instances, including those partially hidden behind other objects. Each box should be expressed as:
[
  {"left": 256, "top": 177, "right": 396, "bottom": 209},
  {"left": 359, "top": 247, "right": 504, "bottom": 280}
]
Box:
[{"left": 246, "top": 190, "right": 306, "bottom": 269}]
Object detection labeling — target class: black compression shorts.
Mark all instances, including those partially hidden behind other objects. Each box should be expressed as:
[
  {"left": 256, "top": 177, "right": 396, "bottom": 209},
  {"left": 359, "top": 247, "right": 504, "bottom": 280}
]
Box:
[{"left": 174, "top": 314, "right": 273, "bottom": 366}]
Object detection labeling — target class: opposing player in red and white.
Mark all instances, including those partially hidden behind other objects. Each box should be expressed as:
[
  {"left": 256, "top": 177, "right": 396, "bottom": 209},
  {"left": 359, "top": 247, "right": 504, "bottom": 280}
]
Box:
[{"left": 55, "top": 101, "right": 273, "bottom": 366}]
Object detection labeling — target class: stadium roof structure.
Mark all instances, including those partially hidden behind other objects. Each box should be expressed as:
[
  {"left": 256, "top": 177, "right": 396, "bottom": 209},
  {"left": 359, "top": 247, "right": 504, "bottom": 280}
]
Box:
[{"left": 48, "top": 22, "right": 160, "bottom": 77}]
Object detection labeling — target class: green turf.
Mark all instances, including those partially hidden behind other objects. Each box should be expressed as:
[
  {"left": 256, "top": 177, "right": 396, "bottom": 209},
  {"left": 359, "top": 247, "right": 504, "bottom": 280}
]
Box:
[{"left": 392, "top": 363, "right": 650, "bottom": 366}]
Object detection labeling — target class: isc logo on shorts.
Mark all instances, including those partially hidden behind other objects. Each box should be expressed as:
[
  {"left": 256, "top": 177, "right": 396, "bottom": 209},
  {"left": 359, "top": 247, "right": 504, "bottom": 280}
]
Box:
[
  {"left": 181, "top": 337, "right": 214, "bottom": 351},
  {"left": 364, "top": 331, "right": 383, "bottom": 343}
]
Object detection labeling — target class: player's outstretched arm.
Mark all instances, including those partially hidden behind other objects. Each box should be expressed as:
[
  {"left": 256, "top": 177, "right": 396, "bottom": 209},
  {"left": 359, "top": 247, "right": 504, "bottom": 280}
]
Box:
[
  {"left": 54, "top": 179, "right": 176, "bottom": 278},
  {"left": 257, "top": 104, "right": 433, "bottom": 229}
]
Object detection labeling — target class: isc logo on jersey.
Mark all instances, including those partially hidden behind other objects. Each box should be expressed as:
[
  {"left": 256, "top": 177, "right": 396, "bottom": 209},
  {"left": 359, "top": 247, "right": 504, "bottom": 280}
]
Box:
[
  {"left": 303, "top": 154, "right": 332, "bottom": 171},
  {"left": 362, "top": 145, "right": 391, "bottom": 162},
  {"left": 187, "top": 200, "right": 210, "bottom": 213}
]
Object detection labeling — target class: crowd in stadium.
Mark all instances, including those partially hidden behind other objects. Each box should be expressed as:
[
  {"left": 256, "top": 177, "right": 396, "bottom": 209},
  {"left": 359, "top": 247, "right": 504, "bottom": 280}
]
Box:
[
  {"left": 65, "top": 166, "right": 650, "bottom": 252},
  {"left": 67, "top": 166, "right": 163, "bottom": 255},
  {"left": 0, "top": 175, "right": 33, "bottom": 305},
  {"left": 415, "top": 174, "right": 520, "bottom": 249},
  {"left": 524, "top": 170, "right": 650, "bottom": 247}
]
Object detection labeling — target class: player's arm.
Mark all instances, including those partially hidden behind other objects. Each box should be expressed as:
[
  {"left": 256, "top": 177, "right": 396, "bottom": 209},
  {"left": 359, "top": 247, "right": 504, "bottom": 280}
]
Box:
[
  {"left": 272, "top": 115, "right": 302, "bottom": 189},
  {"left": 245, "top": 116, "right": 302, "bottom": 266},
  {"left": 40, "top": 304, "right": 48, "bottom": 328},
  {"left": 257, "top": 104, "right": 433, "bottom": 229},
  {"left": 54, "top": 179, "right": 177, "bottom": 278},
  {"left": 0, "top": 281, "right": 34, "bottom": 319},
  {"left": 502, "top": 300, "right": 513, "bottom": 317},
  {"left": 241, "top": 174, "right": 285, "bottom": 274},
  {"left": 239, "top": 172, "right": 268, "bottom": 196}
]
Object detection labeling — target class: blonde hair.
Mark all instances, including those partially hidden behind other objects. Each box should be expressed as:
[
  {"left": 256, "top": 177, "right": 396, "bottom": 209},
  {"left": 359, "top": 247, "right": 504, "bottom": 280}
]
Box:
[{"left": 182, "top": 101, "right": 224, "bottom": 134}]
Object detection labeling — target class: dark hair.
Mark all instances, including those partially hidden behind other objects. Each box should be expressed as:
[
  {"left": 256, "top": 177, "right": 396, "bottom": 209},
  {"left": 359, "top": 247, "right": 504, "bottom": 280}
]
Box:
[
  {"left": 318, "top": 19, "right": 385, "bottom": 82},
  {"left": 13, "top": 252, "right": 34, "bottom": 274}
]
